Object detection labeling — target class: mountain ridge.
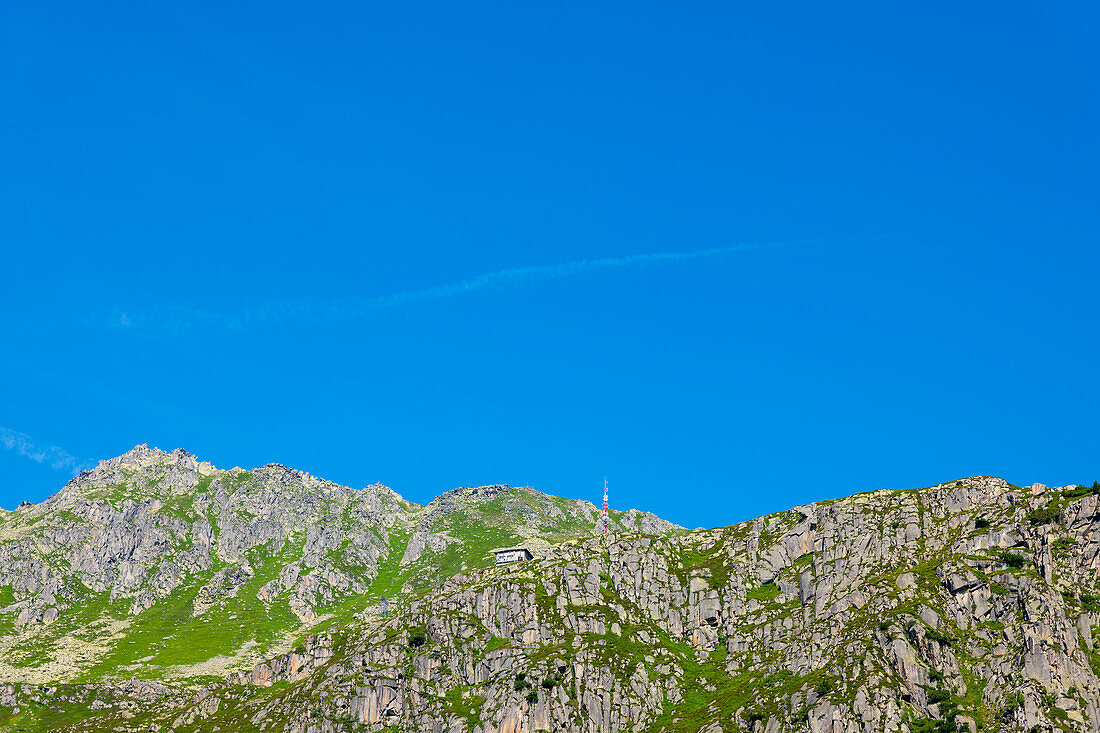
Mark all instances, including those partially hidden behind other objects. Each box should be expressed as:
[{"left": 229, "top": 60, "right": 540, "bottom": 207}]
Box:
[
  {"left": 1, "top": 448, "right": 1098, "bottom": 733},
  {"left": 0, "top": 444, "right": 683, "bottom": 688},
  {"left": 7, "top": 444, "right": 634, "bottom": 521}
]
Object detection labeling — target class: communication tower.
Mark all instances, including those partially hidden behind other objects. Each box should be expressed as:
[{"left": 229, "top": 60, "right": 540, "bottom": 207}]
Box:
[{"left": 600, "top": 477, "right": 610, "bottom": 534}]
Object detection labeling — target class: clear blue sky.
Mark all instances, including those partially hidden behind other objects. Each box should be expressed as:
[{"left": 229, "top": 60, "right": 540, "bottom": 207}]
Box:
[{"left": 1, "top": 2, "right": 1097, "bottom": 527}]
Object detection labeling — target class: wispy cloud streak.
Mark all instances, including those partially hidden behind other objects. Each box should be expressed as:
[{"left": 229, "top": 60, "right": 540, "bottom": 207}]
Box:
[
  {"left": 0, "top": 426, "right": 88, "bottom": 475},
  {"left": 109, "top": 239, "right": 814, "bottom": 333}
]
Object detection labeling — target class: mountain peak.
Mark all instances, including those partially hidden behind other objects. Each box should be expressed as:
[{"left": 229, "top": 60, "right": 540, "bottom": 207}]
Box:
[
  {"left": 1, "top": 445, "right": 684, "bottom": 667},
  {"left": 84, "top": 444, "right": 213, "bottom": 479}
]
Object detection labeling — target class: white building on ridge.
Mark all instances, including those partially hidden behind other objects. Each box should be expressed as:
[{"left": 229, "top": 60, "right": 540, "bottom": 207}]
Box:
[{"left": 491, "top": 546, "right": 533, "bottom": 564}]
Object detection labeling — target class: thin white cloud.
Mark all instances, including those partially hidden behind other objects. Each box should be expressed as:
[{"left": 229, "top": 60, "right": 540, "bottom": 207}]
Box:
[
  {"left": 0, "top": 426, "right": 88, "bottom": 475},
  {"left": 108, "top": 238, "right": 818, "bottom": 333}
]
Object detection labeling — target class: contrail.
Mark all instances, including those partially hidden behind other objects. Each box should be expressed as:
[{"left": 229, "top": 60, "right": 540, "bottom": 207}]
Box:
[
  {"left": 109, "top": 239, "right": 814, "bottom": 333},
  {"left": 0, "top": 426, "right": 89, "bottom": 476}
]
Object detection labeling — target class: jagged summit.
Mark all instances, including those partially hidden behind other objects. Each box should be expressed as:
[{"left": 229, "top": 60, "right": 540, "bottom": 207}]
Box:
[{"left": 89, "top": 443, "right": 209, "bottom": 473}]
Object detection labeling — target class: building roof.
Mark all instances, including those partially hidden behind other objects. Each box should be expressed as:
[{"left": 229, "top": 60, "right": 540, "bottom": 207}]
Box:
[{"left": 490, "top": 546, "right": 532, "bottom": 554}]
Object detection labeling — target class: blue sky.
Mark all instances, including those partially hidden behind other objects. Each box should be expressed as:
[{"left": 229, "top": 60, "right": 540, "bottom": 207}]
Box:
[{"left": 1, "top": 2, "right": 1097, "bottom": 527}]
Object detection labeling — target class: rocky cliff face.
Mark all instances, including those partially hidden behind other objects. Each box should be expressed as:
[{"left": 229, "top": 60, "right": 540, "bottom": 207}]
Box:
[
  {"left": 1, "top": 454, "right": 1098, "bottom": 733},
  {"left": 0, "top": 445, "right": 678, "bottom": 689}
]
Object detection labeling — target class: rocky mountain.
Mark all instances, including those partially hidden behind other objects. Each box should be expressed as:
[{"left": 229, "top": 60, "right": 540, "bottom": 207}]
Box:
[
  {"left": 0, "top": 446, "right": 680, "bottom": 689},
  {"left": 0, "top": 451, "right": 1098, "bottom": 733}
]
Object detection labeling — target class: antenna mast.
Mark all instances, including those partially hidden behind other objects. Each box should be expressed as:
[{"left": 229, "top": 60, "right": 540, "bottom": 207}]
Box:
[{"left": 601, "top": 477, "right": 610, "bottom": 534}]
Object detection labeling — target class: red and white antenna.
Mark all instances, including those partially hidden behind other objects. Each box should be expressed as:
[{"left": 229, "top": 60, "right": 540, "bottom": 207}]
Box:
[{"left": 600, "top": 477, "right": 610, "bottom": 534}]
